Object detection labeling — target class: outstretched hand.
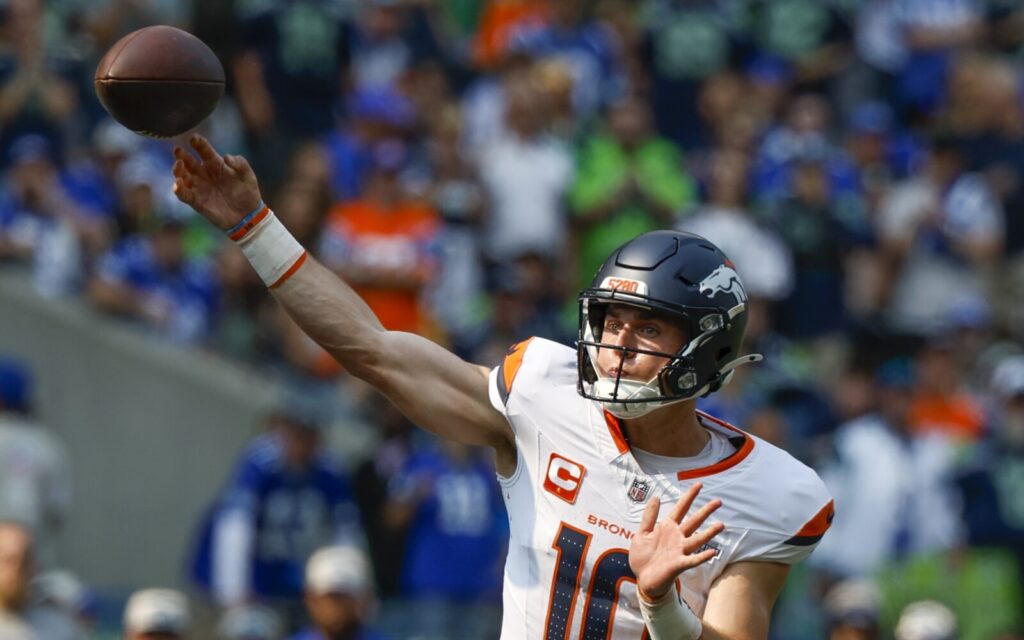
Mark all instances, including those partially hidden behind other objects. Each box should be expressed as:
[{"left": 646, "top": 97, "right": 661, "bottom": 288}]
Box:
[
  {"left": 171, "top": 135, "right": 263, "bottom": 231},
  {"left": 629, "top": 482, "right": 725, "bottom": 601}
]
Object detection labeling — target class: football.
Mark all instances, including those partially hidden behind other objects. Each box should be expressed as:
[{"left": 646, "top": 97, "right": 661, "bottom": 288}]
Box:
[{"left": 95, "top": 26, "right": 225, "bottom": 139}]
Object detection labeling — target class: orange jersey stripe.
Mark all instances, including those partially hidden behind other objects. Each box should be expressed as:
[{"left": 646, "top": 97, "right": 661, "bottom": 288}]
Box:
[
  {"left": 497, "top": 338, "right": 533, "bottom": 404},
  {"left": 795, "top": 500, "right": 835, "bottom": 538},
  {"left": 604, "top": 411, "right": 630, "bottom": 455}
]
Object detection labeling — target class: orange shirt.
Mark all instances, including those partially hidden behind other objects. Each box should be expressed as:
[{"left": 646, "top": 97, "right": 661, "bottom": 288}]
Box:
[
  {"left": 908, "top": 392, "right": 986, "bottom": 441},
  {"left": 320, "top": 198, "right": 439, "bottom": 335},
  {"left": 473, "top": 0, "right": 549, "bottom": 68}
]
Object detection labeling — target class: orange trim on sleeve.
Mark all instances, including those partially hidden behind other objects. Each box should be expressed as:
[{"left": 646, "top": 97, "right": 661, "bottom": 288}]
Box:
[
  {"left": 500, "top": 338, "right": 533, "bottom": 398},
  {"left": 269, "top": 250, "right": 308, "bottom": 289},
  {"left": 795, "top": 500, "right": 835, "bottom": 539}
]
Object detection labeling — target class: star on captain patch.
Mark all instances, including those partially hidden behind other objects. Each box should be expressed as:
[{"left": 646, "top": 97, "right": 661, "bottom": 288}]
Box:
[{"left": 627, "top": 478, "right": 650, "bottom": 503}]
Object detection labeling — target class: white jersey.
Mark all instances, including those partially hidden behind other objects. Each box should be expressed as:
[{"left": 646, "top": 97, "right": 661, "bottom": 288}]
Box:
[{"left": 488, "top": 338, "right": 833, "bottom": 639}]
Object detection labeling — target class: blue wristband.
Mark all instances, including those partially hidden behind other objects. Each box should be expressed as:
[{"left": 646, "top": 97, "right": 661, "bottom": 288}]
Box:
[{"left": 226, "top": 201, "right": 266, "bottom": 236}]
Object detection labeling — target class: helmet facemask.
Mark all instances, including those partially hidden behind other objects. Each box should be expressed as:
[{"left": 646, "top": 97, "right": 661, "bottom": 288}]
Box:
[{"left": 577, "top": 295, "right": 761, "bottom": 419}]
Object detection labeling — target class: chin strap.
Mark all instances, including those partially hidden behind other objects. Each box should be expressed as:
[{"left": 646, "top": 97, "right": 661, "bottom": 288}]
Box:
[{"left": 700, "top": 353, "right": 763, "bottom": 397}]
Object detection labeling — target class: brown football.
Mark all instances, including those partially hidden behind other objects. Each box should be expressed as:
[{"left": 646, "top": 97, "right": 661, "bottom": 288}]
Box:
[{"left": 95, "top": 26, "right": 225, "bottom": 138}]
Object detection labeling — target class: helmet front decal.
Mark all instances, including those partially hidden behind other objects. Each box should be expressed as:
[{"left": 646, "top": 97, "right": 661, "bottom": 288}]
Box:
[
  {"left": 600, "top": 277, "right": 649, "bottom": 296},
  {"left": 698, "top": 265, "right": 747, "bottom": 304}
]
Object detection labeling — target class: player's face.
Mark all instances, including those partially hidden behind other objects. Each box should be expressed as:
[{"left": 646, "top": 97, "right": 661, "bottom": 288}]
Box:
[{"left": 594, "top": 305, "right": 688, "bottom": 383}]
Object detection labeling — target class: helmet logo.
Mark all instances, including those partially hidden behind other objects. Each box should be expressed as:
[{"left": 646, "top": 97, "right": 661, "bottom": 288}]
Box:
[
  {"left": 699, "top": 266, "right": 747, "bottom": 303},
  {"left": 601, "top": 277, "right": 649, "bottom": 295}
]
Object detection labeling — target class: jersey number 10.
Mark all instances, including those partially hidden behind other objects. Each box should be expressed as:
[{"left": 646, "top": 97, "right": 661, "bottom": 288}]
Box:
[{"left": 544, "top": 522, "right": 651, "bottom": 640}]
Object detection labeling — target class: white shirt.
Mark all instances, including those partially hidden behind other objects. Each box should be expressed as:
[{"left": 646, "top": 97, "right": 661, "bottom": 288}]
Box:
[
  {"left": 679, "top": 207, "right": 794, "bottom": 300},
  {"left": 812, "top": 414, "right": 962, "bottom": 577},
  {"left": 478, "top": 134, "right": 573, "bottom": 261},
  {"left": 877, "top": 174, "right": 1003, "bottom": 333},
  {"left": 0, "top": 416, "right": 71, "bottom": 549}
]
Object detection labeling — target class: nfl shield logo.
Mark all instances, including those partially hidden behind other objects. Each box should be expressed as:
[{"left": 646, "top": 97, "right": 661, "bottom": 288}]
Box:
[{"left": 628, "top": 478, "right": 650, "bottom": 503}]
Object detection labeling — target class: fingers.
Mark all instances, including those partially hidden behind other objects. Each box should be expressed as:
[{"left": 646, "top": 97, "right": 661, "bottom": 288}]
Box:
[
  {"left": 172, "top": 179, "right": 194, "bottom": 207},
  {"left": 639, "top": 497, "right": 661, "bottom": 534},
  {"left": 681, "top": 498, "right": 722, "bottom": 536},
  {"left": 172, "top": 146, "right": 200, "bottom": 174},
  {"left": 685, "top": 521, "right": 725, "bottom": 554},
  {"left": 667, "top": 482, "right": 702, "bottom": 524},
  {"left": 189, "top": 134, "right": 226, "bottom": 170}
]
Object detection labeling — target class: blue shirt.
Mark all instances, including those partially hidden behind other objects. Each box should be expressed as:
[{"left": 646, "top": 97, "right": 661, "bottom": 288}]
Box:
[
  {"left": 217, "top": 434, "right": 362, "bottom": 600},
  {"left": 96, "top": 235, "right": 219, "bottom": 343},
  {"left": 391, "top": 446, "right": 507, "bottom": 601}
]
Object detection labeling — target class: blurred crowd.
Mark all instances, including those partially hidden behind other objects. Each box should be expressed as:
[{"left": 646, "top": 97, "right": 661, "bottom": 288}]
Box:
[{"left": 2, "top": 0, "right": 1024, "bottom": 638}]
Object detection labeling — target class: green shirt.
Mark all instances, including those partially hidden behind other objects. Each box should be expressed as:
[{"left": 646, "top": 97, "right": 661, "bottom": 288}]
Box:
[{"left": 569, "top": 135, "right": 694, "bottom": 288}]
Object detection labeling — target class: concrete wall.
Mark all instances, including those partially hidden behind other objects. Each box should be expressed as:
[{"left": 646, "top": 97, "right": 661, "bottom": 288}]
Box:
[{"left": 0, "top": 270, "right": 277, "bottom": 591}]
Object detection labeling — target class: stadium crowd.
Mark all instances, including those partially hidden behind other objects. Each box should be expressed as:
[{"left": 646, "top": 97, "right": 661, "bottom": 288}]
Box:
[{"left": 1, "top": 0, "right": 1024, "bottom": 638}]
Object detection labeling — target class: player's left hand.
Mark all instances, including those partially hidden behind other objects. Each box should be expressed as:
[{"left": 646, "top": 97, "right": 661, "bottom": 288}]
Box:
[{"left": 629, "top": 482, "right": 725, "bottom": 601}]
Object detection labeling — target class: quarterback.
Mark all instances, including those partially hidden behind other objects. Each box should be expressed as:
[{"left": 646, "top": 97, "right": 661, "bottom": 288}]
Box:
[{"left": 172, "top": 135, "right": 832, "bottom": 640}]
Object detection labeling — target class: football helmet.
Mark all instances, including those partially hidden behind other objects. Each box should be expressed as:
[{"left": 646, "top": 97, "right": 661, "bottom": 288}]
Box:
[{"left": 577, "top": 230, "right": 761, "bottom": 418}]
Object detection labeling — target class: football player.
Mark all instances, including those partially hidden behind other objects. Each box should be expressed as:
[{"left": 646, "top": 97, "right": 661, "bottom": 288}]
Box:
[{"left": 172, "top": 135, "right": 832, "bottom": 640}]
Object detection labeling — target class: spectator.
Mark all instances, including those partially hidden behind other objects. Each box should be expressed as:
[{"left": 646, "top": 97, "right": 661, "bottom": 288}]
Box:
[
  {"left": 321, "top": 85, "right": 415, "bottom": 204},
  {"left": 456, "top": 252, "right": 570, "bottom": 365},
  {"left": 87, "top": 208, "right": 220, "bottom": 345},
  {"left": 122, "top": 588, "right": 190, "bottom": 640},
  {"left": 0, "top": 357, "right": 70, "bottom": 568},
  {"left": 678, "top": 149, "right": 794, "bottom": 303},
  {"left": 842, "top": 101, "right": 922, "bottom": 212},
  {"left": 569, "top": 93, "right": 695, "bottom": 289},
  {"left": 384, "top": 439, "right": 505, "bottom": 639},
  {"left": 0, "top": 0, "right": 80, "bottom": 150},
  {"left": 351, "top": 397, "right": 418, "bottom": 599},
  {"left": 890, "top": 0, "right": 984, "bottom": 119},
  {"left": 757, "top": 142, "right": 871, "bottom": 338},
  {"left": 421, "top": 104, "right": 486, "bottom": 338},
  {"left": 218, "top": 604, "right": 282, "bottom": 640},
  {"left": 748, "top": 0, "right": 852, "bottom": 91},
  {"left": 0, "top": 522, "right": 78, "bottom": 640},
  {"left": 0, "top": 134, "right": 110, "bottom": 296},
  {"left": 956, "top": 355, "right": 1024, "bottom": 566},
  {"left": 813, "top": 359, "right": 962, "bottom": 577},
  {"left": 478, "top": 77, "right": 573, "bottom": 263},
  {"left": 823, "top": 579, "right": 882, "bottom": 640},
  {"left": 639, "top": 0, "right": 746, "bottom": 149},
  {"left": 318, "top": 140, "right": 440, "bottom": 337},
  {"left": 907, "top": 337, "right": 986, "bottom": 441},
  {"left": 893, "top": 600, "right": 957, "bottom": 640},
  {"left": 232, "top": 0, "right": 353, "bottom": 188},
  {"left": 350, "top": 0, "right": 432, "bottom": 93},
  {"left": 192, "top": 405, "right": 362, "bottom": 625},
  {"left": 876, "top": 135, "right": 1003, "bottom": 334},
  {"left": 288, "top": 545, "right": 387, "bottom": 640},
  {"left": 507, "top": 0, "right": 624, "bottom": 119}
]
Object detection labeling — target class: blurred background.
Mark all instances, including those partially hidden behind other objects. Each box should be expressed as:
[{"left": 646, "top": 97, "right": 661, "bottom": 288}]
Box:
[{"left": 0, "top": 0, "right": 1022, "bottom": 638}]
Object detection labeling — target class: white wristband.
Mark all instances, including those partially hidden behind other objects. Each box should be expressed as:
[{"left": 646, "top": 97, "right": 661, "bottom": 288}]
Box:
[
  {"left": 639, "top": 587, "right": 702, "bottom": 640},
  {"left": 230, "top": 206, "right": 307, "bottom": 288}
]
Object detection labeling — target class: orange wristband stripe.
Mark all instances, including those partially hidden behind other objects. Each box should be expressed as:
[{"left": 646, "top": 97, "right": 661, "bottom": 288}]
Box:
[
  {"left": 270, "top": 250, "right": 308, "bottom": 288},
  {"left": 228, "top": 205, "right": 270, "bottom": 241}
]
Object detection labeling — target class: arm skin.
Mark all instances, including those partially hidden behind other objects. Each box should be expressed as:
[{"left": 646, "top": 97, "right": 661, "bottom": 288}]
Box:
[
  {"left": 171, "top": 136, "right": 518, "bottom": 477},
  {"left": 701, "top": 561, "right": 790, "bottom": 640}
]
